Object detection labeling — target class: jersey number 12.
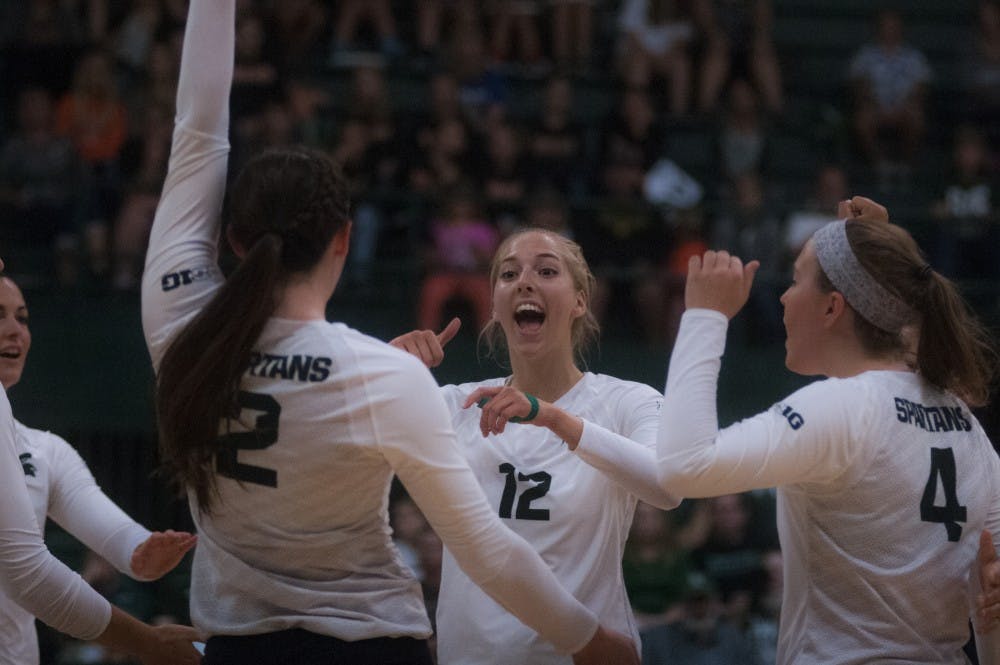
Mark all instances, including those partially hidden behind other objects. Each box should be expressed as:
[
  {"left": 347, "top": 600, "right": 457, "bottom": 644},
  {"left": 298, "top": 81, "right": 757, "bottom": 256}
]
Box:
[
  {"left": 920, "top": 447, "right": 966, "bottom": 542},
  {"left": 498, "top": 463, "right": 551, "bottom": 521}
]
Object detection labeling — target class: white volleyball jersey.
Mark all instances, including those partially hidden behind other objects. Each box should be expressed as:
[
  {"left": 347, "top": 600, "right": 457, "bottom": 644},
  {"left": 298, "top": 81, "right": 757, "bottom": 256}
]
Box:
[
  {"left": 437, "top": 373, "right": 678, "bottom": 665},
  {"left": 659, "top": 309, "right": 1000, "bottom": 664},
  {"left": 0, "top": 389, "right": 111, "bottom": 652},
  {"left": 138, "top": 0, "right": 598, "bottom": 652},
  {"left": 0, "top": 422, "right": 150, "bottom": 665}
]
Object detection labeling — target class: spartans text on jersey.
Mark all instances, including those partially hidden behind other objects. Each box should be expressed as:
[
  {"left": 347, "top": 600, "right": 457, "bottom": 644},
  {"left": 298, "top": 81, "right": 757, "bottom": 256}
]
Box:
[
  {"left": 247, "top": 352, "right": 332, "bottom": 382},
  {"left": 894, "top": 397, "right": 972, "bottom": 432}
]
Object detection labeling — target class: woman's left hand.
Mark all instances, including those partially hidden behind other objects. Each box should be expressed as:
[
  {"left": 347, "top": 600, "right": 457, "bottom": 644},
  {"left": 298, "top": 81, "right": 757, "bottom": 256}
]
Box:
[
  {"left": 131, "top": 530, "right": 198, "bottom": 581},
  {"left": 463, "top": 386, "right": 543, "bottom": 437}
]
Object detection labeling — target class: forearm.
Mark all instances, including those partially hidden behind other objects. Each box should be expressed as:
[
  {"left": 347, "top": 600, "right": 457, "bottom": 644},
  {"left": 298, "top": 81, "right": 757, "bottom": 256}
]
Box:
[
  {"left": 53, "top": 487, "right": 151, "bottom": 578},
  {"left": 575, "top": 421, "right": 680, "bottom": 509},
  {"left": 176, "top": 0, "right": 235, "bottom": 136}
]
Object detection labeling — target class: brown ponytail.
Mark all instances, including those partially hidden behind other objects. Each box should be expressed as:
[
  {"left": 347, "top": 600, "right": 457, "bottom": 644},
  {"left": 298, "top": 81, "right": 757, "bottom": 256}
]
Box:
[
  {"left": 836, "top": 220, "right": 997, "bottom": 406},
  {"left": 155, "top": 146, "right": 350, "bottom": 511},
  {"left": 156, "top": 235, "right": 282, "bottom": 510}
]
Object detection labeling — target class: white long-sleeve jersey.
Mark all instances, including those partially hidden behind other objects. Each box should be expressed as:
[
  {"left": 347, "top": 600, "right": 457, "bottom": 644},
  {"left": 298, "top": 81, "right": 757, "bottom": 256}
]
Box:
[
  {"left": 658, "top": 309, "right": 1000, "bottom": 664},
  {"left": 437, "top": 373, "right": 680, "bottom": 665},
  {"left": 0, "top": 421, "right": 151, "bottom": 665},
  {"left": 0, "top": 389, "right": 112, "bottom": 652},
  {"left": 138, "top": 0, "right": 598, "bottom": 653}
]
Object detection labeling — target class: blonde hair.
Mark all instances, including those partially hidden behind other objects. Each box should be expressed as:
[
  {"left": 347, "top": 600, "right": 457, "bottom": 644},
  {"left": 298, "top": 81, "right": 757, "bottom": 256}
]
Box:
[{"left": 479, "top": 229, "right": 600, "bottom": 366}]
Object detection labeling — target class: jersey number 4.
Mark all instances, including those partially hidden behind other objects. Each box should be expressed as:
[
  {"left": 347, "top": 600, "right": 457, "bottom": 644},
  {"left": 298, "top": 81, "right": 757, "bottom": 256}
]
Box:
[
  {"left": 498, "top": 463, "right": 551, "bottom": 521},
  {"left": 216, "top": 390, "right": 281, "bottom": 488},
  {"left": 920, "top": 447, "right": 967, "bottom": 542}
]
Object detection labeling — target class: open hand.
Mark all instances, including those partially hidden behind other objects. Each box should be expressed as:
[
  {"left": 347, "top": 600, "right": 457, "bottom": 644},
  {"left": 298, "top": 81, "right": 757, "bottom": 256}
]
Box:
[
  {"left": 131, "top": 530, "right": 197, "bottom": 581},
  {"left": 389, "top": 317, "right": 461, "bottom": 368}
]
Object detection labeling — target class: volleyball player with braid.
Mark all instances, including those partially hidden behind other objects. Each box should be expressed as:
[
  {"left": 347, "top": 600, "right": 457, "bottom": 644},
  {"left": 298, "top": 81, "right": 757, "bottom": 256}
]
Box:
[
  {"left": 141, "top": 1, "right": 637, "bottom": 663},
  {"left": 657, "top": 203, "right": 1000, "bottom": 662}
]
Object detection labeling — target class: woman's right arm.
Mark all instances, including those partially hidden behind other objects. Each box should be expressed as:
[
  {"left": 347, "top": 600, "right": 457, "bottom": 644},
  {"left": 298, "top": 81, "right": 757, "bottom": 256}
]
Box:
[
  {"left": 141, "top": 0, "right": 233, "bottom": 368},
  {"left": 377, "top": 355, "right": 635, "bottom": 662},
  {"left": 0, "top": 394, "right": 201, "bottom": 663}
]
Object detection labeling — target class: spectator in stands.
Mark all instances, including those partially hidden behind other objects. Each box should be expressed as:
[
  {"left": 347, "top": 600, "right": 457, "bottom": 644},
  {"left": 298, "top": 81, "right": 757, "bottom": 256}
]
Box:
[
  {"left": 784, "top": 163, "right": 850, "bottom": 256},
  {"left": 960, "top": 0, "right": 1000, "bottom": 128},
  {"left": 515, "top": 185, "right": 574, "bottom": 239},
  {"left": 930, "top": 125, "right": 998, "bottom": 283},
  {"left": 270, "top": 0, "right": 329, "bottom": 71},
  {"left": 330, "top": 119, "right": 384, "bottom": 288},
  {"left": 406, "top": 116, "right": 476, "bottom": 198},
  {"left": 327, "top": 0, "right": 403, "bottom": 65},
  {"left": 526, "top": 74, "right": 587, "bottom": 195},
  {"left": 479, "top": 120, "right": 531, "bottom": 228},
  {"left": 690, "top": 494, "right": 780, "bottom": 629},
  {"left": 417, "top": 181, "right": 499, "bottom": 332},
  {"left": 585, "top": 87, "right": 665, "bottom": 332},
  {"left": 112, "top": 0, "right": 170, "bottom": 78},
  {"left": 616, "top": 0, "right": 694, "bottom": 117},
  {"left": 449, "top": 25, "right": 510, "bottom": 133},
  {"left": 230, "top": 9, "right": 281, "bottom": 137},
  {"left": 715, "top": 78, "right": 771, "bottom": 183},
  {"left": 413, "top": 1, "right": 480, "bottom": 66},
  {"left": 488, "top": 0, "right": 545, "bottom": 68},
  {"left": 691, "top": 0, "right": 783, "bottom": 115},
  {"left": 640, "top": 572, "right": 761, "bottom": 665},
  {"left": 710, "top": 172, "right": 784, "bottom": 342},
  {"left": 111, "top": 102, "right": 173, "bottom": 290},
  {"left": 0, "top": 86, "right": 85, "bottom": 284},
  {"left": 847, "top": 9, "right": 931, "bottom": 173},
  {"left": 551, "top": 0, "right": 596, "bottom": 71},
  {"left": 55, "top": 48, "right": 129, "bottom": 280},
  {"left": 622, "top": 501, "right": 692, "bottom": 630}
]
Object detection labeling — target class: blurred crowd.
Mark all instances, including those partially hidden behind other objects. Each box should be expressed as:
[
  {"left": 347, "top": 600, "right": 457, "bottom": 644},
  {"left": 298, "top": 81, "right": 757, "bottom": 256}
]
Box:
[
  {"left": 1, "top": 2, "right": 998, "bottom": 663},
  {"left": 0, "top": 0, "right": 997, "bottom": 344}
]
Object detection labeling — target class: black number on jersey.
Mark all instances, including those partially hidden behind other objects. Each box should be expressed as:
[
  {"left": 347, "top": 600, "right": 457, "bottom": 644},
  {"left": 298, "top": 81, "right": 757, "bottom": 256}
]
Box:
[
  {"left": 920, "top": 447, "right": 967, "bottom": 542},
  {"left": 216, "top": 390, "right": 281, "bottom": 488},
  {"left": 498, "top": 463, "right": 551, "bottom": 521}
]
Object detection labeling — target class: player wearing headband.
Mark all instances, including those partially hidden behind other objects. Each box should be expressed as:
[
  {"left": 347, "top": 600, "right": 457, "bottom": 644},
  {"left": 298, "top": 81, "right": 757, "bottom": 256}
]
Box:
[
  {"left": 391, "top": 229, "right": 680, "bottom": 665},
  {"left": 656, "top": 199, "right": 1000, "bottom": 663}
]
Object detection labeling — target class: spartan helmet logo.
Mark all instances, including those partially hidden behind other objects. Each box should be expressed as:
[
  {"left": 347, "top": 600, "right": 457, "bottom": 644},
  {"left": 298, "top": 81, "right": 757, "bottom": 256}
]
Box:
[{"left": 19, "top": 453, "right": 36, "bottom": 477}]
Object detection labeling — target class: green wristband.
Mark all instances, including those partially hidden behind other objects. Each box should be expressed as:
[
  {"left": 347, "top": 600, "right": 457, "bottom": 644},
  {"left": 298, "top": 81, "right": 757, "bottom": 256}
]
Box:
[{"left": 510, "top": 393, "right": 539, "bottom": 423}]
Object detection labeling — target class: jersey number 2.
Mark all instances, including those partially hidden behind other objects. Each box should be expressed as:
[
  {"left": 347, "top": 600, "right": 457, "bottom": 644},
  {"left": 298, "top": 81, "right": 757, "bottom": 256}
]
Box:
[
  {"left": 498, "top": 463, "right": 551, "bottom": 521},
  {"left": 216, "top": 390, "right": 281, "bottom": 487},
  {"left": 920, "top": 447, "right": 966, "bottom": 542}
]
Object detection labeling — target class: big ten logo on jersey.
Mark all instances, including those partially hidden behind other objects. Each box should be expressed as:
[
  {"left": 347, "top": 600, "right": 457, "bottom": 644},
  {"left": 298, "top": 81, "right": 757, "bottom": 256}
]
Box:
[
  {"left": 777, "top": 403, "right": 804, "bottom": 430},
  {"left": 247, "top": 352, "right": 332, "bottom": 382},
  {"left": 161, "top": 265, "right": 215, "bottom": 291}
]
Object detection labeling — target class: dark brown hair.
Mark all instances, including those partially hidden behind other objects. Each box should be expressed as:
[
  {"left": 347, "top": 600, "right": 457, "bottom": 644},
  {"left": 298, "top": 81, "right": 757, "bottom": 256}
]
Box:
[
  {"left": 817, "top": 220, "right": 996, "bottom": 406},
  {"left": 155, "top": 147, "right": 349, "bottom": 510}
]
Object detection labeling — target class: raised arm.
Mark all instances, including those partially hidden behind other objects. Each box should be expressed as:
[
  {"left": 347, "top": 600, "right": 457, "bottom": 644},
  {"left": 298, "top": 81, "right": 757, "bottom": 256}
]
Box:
[{"left": 141, "top": 0, "right": 234, "bottom": 368}]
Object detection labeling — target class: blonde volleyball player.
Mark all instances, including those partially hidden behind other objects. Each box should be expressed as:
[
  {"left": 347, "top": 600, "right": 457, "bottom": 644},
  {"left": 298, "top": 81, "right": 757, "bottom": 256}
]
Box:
[
  {"left": 657, "top": 211, "right": 1000, "bottom": 662},
  {"left": 0, "top": 262, "right": 201, "bottom": 665},
  {"left": 390, "top": 229, "right": 680, "bottom": 665},
  {"left": 0, "top": 273, "right": 197, "bottom": 664},
  {"left": 140, "top": 1, "right": 637, "bottom": 663}
]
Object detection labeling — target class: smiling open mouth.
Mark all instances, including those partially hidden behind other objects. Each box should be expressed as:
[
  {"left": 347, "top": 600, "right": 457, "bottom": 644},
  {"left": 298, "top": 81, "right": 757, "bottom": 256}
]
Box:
[
  {"left": 514, "top": 304, "right": 545, "bottom": 332},
  {"left": 0, "top": 351, "right": 20, "bottom": 359}
]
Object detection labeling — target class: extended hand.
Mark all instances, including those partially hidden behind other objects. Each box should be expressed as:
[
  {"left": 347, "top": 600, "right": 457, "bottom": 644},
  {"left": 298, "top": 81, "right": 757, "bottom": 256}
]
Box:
[
  {"left": 389, "top": 317, "right": 461, "bottom": 368},
  {"left": 131, "top": 530, "right": 198, "bottom": 581},
  {"left": 141, "top": 623, "right": 205, "bottom": 665},
  {"left": 684, "top": 250, "right": 759, "bottom": 319}
]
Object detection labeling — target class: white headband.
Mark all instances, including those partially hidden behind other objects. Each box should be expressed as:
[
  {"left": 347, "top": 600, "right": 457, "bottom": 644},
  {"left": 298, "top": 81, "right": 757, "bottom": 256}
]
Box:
[{"left": 812, "top": 220, "right": 916, "bottom": 333}]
